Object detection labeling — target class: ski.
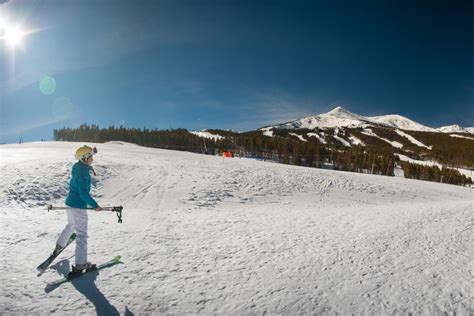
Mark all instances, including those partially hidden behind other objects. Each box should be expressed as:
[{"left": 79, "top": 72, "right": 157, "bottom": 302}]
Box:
[
  {"left": 46, "top": 255, "right": 122, "bottom": 287},
  {"left": 37, "top": 233, "right": 77, "bottom": 276}
]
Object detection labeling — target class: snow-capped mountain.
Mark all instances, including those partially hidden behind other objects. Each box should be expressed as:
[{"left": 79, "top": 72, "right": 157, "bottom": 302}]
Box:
[
  {"left": 263, "top": 106, "right": 472, "bottom": 134},
  {"left": 268, "top": 106, "right": 374, "bottom": 130},
  {"left": 367, "top": 114, "right": 436, "bottom": 132},
  {"left": 436, "top": 125, "right": 471, "bottom": 134}
]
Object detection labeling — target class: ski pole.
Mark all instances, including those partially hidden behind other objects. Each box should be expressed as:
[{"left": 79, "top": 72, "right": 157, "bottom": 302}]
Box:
[{"left": 47, "top": 205, "right": 123, "bottom": 223}]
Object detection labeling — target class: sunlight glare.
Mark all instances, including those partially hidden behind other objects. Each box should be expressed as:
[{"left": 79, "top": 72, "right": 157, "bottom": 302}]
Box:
[{"left": 4, "top": 27, "right": 24, "bottom": 47}]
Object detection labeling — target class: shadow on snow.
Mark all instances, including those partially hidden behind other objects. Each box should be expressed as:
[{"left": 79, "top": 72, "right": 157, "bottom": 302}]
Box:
[{"left": 44, "top": 259, "right": 132, "bottom": 316}]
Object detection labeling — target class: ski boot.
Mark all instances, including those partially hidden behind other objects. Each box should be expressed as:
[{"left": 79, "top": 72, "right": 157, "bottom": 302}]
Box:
[{"left": 71, "top": 262, "right": 97, "bottom": 273}]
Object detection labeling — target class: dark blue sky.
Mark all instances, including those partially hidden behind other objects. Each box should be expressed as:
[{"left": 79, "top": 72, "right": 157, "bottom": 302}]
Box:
[{"left": 1, "top": 0, "right": 473, "bottom": 143}]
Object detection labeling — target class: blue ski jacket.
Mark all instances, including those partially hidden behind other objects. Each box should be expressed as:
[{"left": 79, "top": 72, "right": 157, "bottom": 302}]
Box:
[{"left": 65, "top": 161, "right": 98, "bottom": 209}]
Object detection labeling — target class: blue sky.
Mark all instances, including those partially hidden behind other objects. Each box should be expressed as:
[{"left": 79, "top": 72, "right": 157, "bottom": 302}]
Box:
[{"left": 1, "top": 0, "right": 473, "bottom": 143}]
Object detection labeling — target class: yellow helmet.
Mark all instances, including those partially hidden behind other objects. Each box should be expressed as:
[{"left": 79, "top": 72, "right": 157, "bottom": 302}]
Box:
[{"left": 75, "top": 145, "right": 97, "bottom": 161}]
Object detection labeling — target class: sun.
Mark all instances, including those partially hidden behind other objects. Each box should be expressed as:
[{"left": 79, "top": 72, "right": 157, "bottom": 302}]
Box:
[
  {"left": 4, "top": 27, "right": 25, "bottom": 47},
  {"left": 1, "top": 25, "right": 39, "bottom": 49}
]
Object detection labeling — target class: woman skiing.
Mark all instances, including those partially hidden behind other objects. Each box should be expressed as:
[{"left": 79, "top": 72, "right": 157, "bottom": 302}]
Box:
[{"left": 54, "top": 145, "right": 102, "bottom": 273}]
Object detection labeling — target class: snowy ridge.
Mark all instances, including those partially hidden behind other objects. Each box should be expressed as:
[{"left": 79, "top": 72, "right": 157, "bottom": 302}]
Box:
[
  {"left": 266, "top": 106, "right": 374, "bottom": 130},
  {"left": 1, "top": 142, "right": 473, "bottom": 314},
  {"left": 436, "top": 125, "right": 470, "bottom": 133},
  {"left": 368, "top": 114, "right": 436, "bottom": 132},
  {"left": 262, "top": 106, "right": 472, "bottom": 134}
]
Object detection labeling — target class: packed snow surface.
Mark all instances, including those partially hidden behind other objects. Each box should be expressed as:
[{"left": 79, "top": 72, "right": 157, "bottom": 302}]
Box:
[{"left": 1, "top": 142, "right": 473, "bottom": 315}]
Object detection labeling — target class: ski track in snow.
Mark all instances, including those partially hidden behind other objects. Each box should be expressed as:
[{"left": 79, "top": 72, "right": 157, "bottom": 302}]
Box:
[{"left": 0, "top": 142, "right": 473, "bottom": 315}]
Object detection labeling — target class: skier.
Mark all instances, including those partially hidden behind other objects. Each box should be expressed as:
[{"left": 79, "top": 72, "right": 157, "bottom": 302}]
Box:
[{"left": 53, "top": 145, "right": 102, "bottom": 273}]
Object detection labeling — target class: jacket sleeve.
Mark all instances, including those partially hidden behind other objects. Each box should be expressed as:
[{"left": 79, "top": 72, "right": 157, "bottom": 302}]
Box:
[{"left": 77, "top": 169, "right": 99, "bottom": 208}]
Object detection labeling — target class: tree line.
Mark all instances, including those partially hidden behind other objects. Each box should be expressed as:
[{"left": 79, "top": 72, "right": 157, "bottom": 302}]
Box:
[{"left": 54, "top": 124, "right": 472, "bottom": 186}]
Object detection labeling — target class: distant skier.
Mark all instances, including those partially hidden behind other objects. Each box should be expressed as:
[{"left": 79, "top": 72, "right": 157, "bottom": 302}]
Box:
[{"left": 53, "top": 145, "right": 102, "bottom": 273}]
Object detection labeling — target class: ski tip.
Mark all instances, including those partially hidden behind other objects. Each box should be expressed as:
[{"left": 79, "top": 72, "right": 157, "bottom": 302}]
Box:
[{"left": 114, "top": 255, "right": 122, "bottom": 261}]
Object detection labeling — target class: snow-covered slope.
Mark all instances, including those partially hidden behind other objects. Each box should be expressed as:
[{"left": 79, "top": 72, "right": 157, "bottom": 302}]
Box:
[
  {"left": 190, "top": 130, "right": 224, "bottom": 140},
  {"left": 1, "top": 142, "right": 473, "bottom": 314},
  {"left": 262, "top": 106, "right": 471, "bottom": 134},
  {"left": 436, "top": 125, "right": 470, "bottom": 134},
  {"left": 266, "top": 106, "right": 373, "bottom": 130},
  {"left": 368, "top": 114, "right": 435, "bottom": 132}
]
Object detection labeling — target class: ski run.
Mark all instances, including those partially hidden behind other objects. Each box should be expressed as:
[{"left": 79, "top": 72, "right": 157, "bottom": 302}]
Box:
[{"left": 0, "top": 141, "right": 473, "bottom": 315}]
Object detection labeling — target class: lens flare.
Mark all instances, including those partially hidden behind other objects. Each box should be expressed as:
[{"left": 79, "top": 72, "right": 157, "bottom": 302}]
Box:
[
  {"left": 52, "top": 96, "right": 73, "bottom": 121},
  {"left": 39, "top": 75, "right": 57, "bottom": 95}
]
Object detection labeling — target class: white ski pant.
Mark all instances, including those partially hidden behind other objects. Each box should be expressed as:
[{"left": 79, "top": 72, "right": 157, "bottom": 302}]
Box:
[{"left": 57, "top": 208, "right": 88, "bottom": 265}]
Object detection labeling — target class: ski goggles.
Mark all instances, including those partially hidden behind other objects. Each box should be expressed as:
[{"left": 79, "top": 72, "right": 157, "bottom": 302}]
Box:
[{"left": 83, "top": 147, "right": 98, "bottom": 160}]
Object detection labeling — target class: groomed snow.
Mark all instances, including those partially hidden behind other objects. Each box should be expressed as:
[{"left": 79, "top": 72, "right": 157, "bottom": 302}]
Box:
[
  {"left": 361, "top": 129, "right": 404, "bottom": 149},
  {"left": 289, "top": 133, "right": 307, "bottom": 142},
  {"left": 395, "top": 154, "right": 473, "bottom": 180},
  {"left": 1, "top": 142, "right": 473, "bottom": 315},
  {"left": 306, "top": 132, "right": 326, "bottom": 144},
  {"left": 333, "top": 135, "right": 351, "bottom": 147},
  {"left": 450, "top": 134, "right": 474, "bottom": 141},
  {"left": 348, "top": 134, "right": 365, "bottom": 146},
  {"left": 395, "top": 130, "right": 432, "bottom": 150}
]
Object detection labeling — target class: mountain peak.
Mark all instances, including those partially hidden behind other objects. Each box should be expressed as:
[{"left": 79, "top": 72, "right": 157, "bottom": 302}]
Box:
[
  {"left": 325, "top": 106, "right": 365, "bottom": 121},
  {"left": 436, "top": 125, "right": 467, "bottom": 133},
  {"left": 262, "top": 106, "right": 472, "bottom": 134},
  {"left": 327, "top": 106, "right": 349, "bottom": 115}
]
